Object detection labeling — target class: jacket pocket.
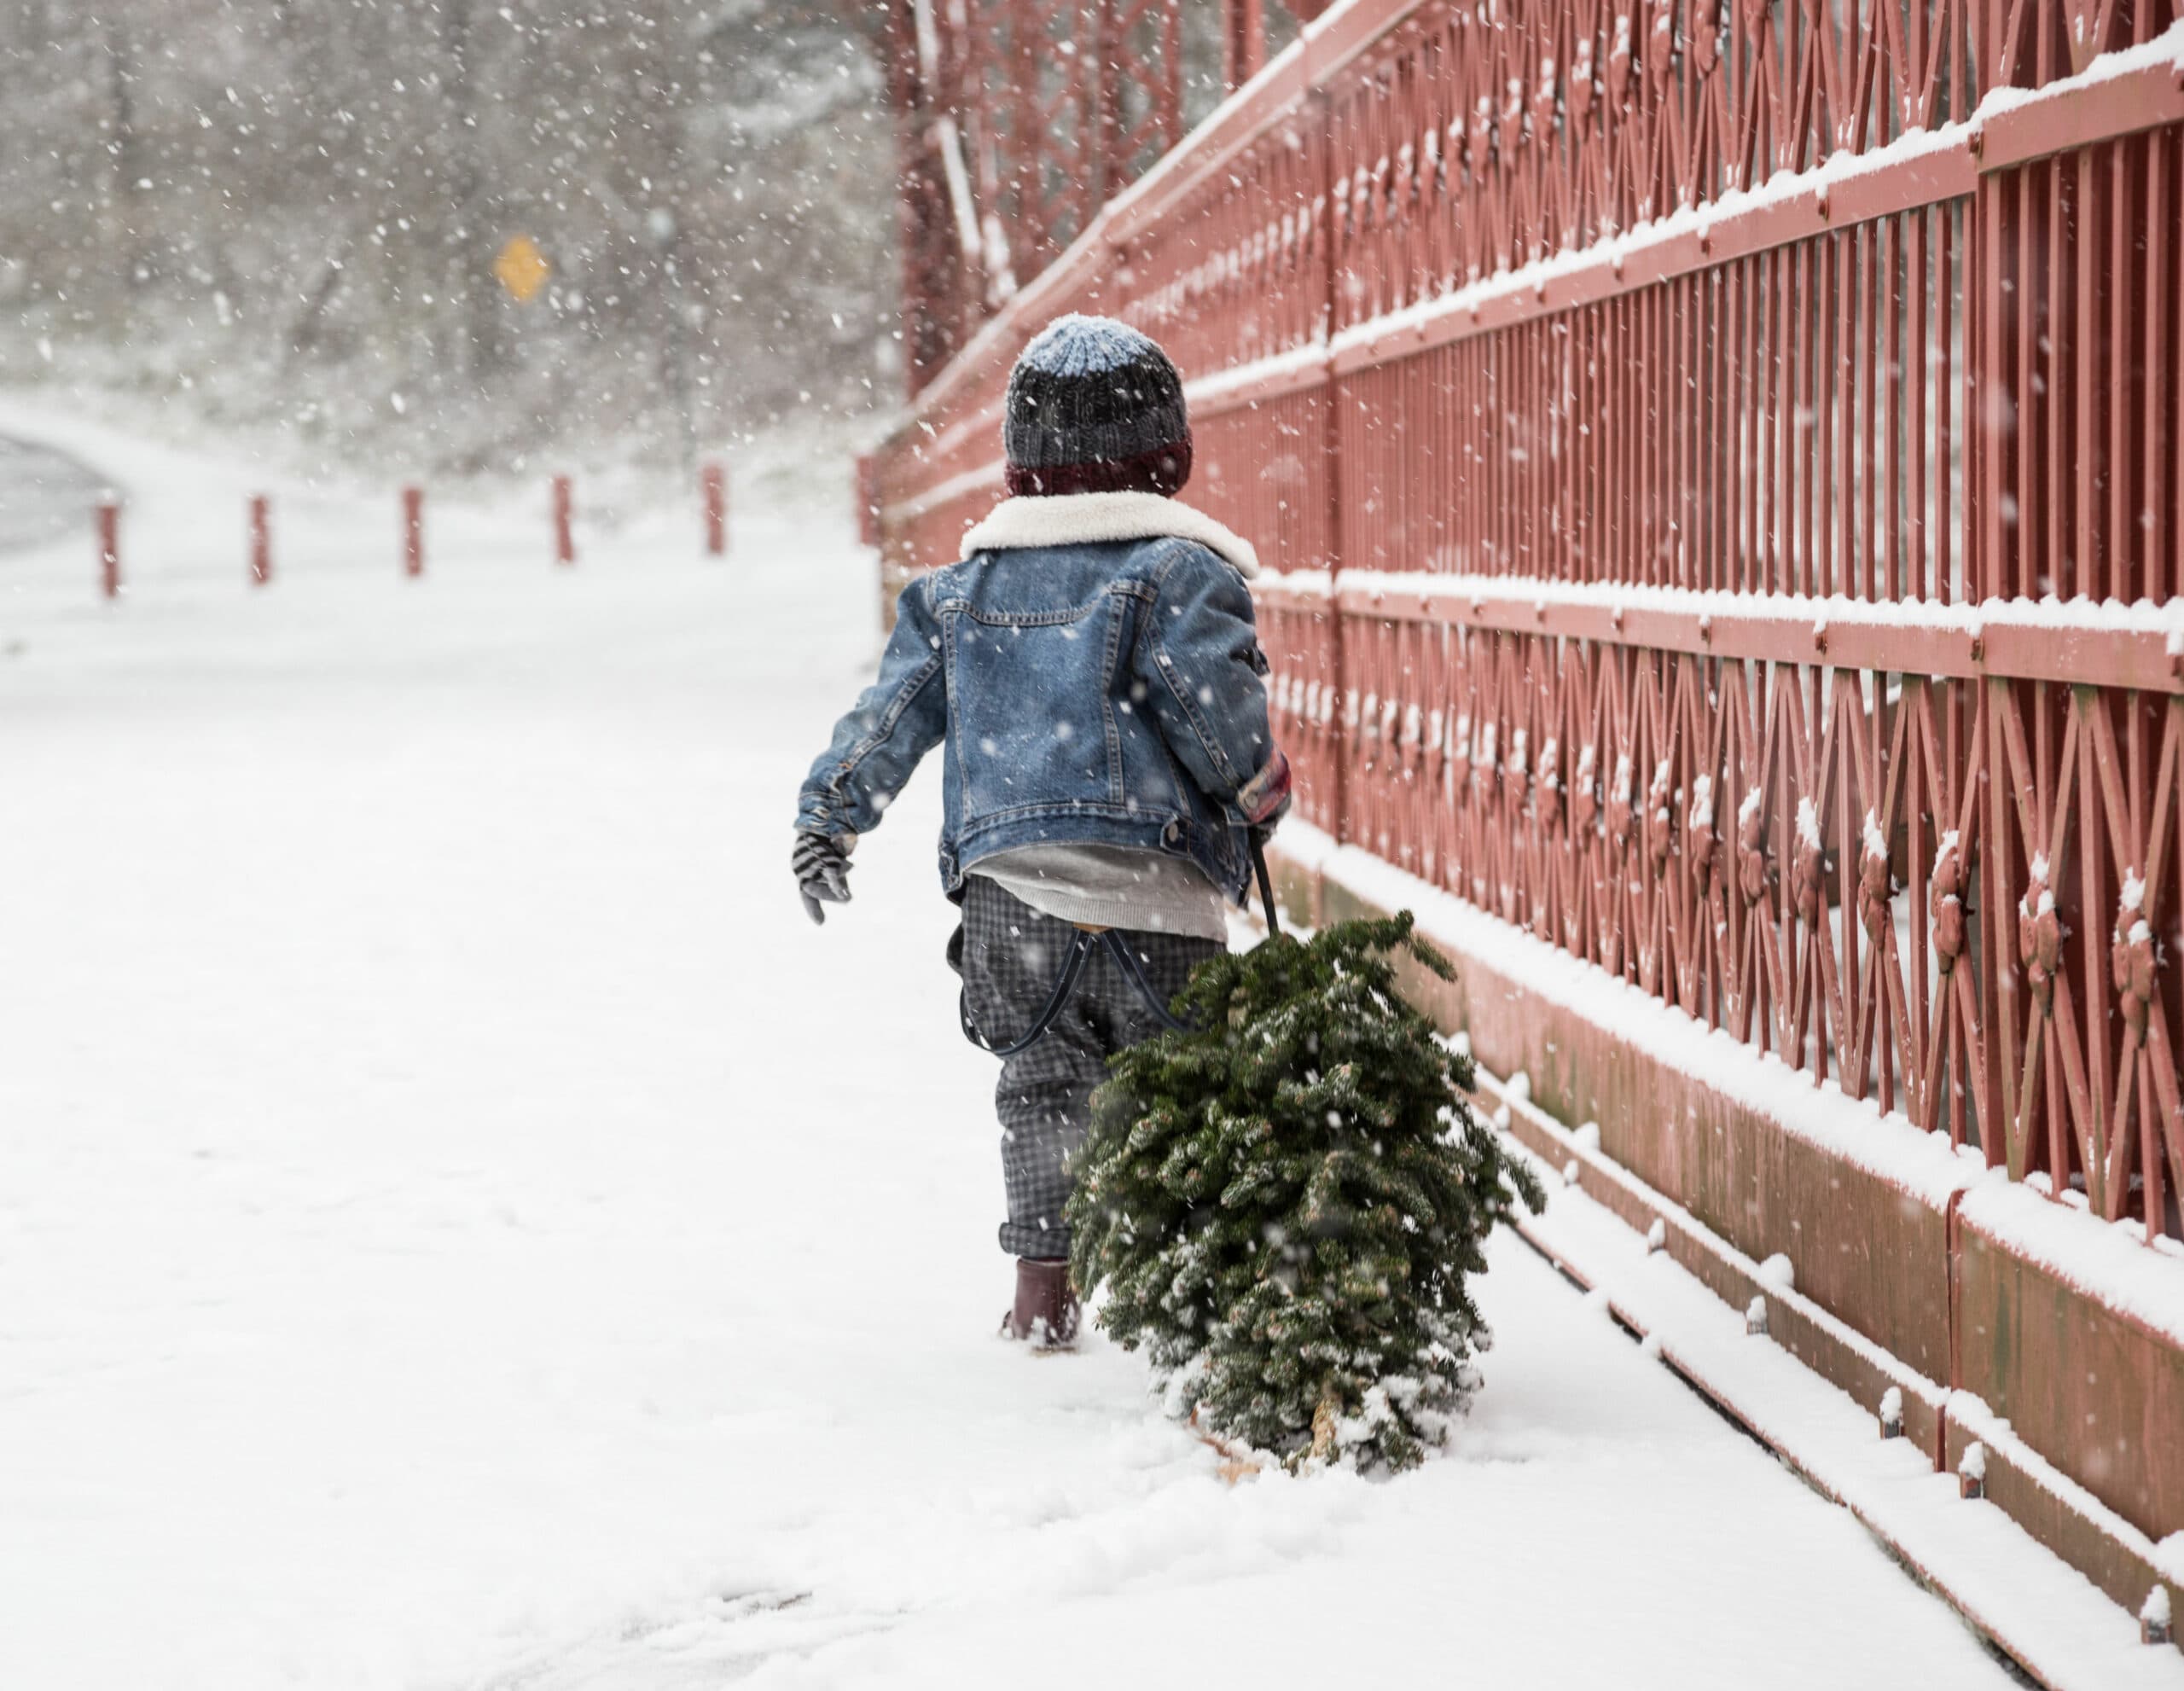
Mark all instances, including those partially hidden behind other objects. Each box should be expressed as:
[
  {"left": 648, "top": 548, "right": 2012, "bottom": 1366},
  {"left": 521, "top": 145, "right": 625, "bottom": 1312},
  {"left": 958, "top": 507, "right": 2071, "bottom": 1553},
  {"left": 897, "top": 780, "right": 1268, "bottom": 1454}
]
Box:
[{"left": 951, "top": 604, "right": 1118, "bottom": 822}]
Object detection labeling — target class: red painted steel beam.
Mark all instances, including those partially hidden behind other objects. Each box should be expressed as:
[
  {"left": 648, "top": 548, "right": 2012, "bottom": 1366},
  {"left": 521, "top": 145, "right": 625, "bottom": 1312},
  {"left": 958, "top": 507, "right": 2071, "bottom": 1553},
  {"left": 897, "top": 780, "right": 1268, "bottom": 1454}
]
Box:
[
  {"left": 1223, "top": 0, "right": 1265, "bottom": 91},
  {"left": 1978, "top": 54, "right": 2184, "bottom": 168},
  {"left": 888, "top": 2, "right": 2184, "bottom": 435},
  {"left": 1241, "top": 574, "right": 2184, "bottom": 695},
  {"left": 880, "top": 0, "right": 1193, "bottom": 394},
  {"left": 1326, "top": 146, "right": 1984, "bottom": 373}
]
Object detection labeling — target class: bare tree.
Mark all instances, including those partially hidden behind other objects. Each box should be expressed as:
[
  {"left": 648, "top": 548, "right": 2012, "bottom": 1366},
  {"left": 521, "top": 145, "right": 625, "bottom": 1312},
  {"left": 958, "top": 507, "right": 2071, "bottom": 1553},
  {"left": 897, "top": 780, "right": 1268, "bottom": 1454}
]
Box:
[{"left": 0, "top": 0, "right": 901, "bottom": 468}]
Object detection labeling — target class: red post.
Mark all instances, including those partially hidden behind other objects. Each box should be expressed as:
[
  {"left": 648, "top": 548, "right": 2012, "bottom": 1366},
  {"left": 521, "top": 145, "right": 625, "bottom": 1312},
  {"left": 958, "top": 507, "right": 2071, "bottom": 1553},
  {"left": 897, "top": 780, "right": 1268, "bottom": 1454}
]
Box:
[
  {"left": 96, "top": 502, "right": 120, "bottom": 600},
  {"left": 248, "top": 495, "right": 271, "bottom": 586},
  {"left": 402, "top": 485, "right": 424, "bottom": 578},
  {"left": 552, "top": 474, "right": 575, "bottom": 567},
  {"left": 855, "top": 454, "right": 880, "bottom": 548},
  {"left": 701, "top": 461, "right": 728, "bottom": 556}
]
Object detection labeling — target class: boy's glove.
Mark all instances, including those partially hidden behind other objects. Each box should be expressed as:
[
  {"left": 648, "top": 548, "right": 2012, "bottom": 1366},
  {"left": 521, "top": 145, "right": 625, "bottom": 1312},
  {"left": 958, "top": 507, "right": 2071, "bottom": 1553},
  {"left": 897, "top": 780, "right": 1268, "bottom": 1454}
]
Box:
[
  {"left": 1236, "top": 747, "right": 1292, "bottom": 837},
  {"left": 793, "top": 830, "right": 853, "bottom": 925}
]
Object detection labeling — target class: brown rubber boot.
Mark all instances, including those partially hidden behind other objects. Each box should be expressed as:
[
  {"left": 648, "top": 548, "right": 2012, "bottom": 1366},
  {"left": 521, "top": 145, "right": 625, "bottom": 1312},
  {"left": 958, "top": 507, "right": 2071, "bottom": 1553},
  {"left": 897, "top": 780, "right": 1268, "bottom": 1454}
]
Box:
[{"left": 1002, "top": 1258, "right": 1079, "bottom": 1350}]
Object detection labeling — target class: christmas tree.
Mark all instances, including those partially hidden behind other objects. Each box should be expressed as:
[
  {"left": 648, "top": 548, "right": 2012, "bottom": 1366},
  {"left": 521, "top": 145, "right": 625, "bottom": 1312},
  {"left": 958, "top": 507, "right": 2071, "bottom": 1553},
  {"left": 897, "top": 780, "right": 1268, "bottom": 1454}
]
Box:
[{"left": 1067, "top": 913, "right": 1544, "bottom": 1473}]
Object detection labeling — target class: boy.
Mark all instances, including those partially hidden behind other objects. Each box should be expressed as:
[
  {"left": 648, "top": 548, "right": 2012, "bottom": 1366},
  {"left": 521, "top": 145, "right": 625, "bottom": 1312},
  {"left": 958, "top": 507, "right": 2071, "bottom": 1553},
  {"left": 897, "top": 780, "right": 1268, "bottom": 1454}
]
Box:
[{"left": 793, "top": 315, "right": 1289, "bottom": 1347}]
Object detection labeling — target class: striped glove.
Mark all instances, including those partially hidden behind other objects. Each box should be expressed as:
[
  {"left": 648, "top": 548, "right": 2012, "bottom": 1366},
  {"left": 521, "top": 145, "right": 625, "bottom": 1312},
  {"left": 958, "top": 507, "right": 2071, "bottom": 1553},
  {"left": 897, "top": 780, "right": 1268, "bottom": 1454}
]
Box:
[{"left": 793, "top": 831, "right": 853, "bottom": 925}]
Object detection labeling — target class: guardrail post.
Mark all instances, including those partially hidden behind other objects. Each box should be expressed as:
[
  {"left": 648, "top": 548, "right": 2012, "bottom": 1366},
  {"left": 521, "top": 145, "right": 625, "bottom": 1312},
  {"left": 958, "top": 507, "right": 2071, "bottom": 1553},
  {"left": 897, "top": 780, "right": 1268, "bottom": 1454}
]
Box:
[
  {"left": 854, "top": 455, "right": 879, "bottom": 548},
  {"left": 402, "top": 485, "right": 424, "bottom": 578},
  {"left": 701, "top": 461, "right": 728, "bottom": 556},
  {"left": 96, "top": 502, "right": 120, "bottom": 600},
  {"left": 248, "top": 495, "right": 271, "bottom": 586},
  {"left": 553, "top": 474, "right": 575, "bottom": 567}
]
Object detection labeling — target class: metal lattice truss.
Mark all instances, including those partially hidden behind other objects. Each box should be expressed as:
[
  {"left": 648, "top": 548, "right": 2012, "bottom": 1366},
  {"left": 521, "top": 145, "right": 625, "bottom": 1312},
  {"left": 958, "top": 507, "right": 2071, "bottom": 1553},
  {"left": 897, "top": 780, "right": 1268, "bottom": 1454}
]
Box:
[
  {"left": 880, "top": 0, "right": 1194, "bottom": 386},
  {"left": 874, "top": 0, "right": 2184, "bottom": 1237},
  {"left": 1291, "top": 590, "right": 2184, "bottom": 1235}
]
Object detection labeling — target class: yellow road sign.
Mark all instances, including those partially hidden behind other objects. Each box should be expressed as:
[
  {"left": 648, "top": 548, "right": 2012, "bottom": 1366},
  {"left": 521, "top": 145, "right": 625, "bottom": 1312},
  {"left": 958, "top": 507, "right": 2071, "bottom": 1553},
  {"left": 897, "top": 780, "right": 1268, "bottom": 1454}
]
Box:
[{"left": 494, "top": 235, "right": 550, "bottom": 304}]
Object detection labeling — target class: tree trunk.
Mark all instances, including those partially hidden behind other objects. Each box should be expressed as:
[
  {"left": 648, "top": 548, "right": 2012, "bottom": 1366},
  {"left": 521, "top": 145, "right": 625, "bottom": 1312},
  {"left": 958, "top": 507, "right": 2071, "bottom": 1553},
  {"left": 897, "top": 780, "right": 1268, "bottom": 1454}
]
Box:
[
  {"left": 103, "top": 20, "right": 146, "bottom": 297},
  {"left": 438, "top": 0, "right": 506, "bottom": 381}
]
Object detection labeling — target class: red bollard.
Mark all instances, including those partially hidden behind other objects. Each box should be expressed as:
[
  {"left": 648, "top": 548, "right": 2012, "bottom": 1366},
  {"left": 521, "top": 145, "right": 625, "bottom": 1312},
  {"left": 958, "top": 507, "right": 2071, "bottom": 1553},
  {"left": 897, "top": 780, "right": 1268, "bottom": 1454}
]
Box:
[
  {"left": 552, "top": 474, "right": 575, "bottom": 567},
  {"left": 402, "top": 485, "right": 424, "bottom": 578},
  {"left": 96, "top": 502, "right": 120, "bottom": 600},
  {"left": 701, "top": 461, "right": 727, "bottom": 557},
  {"left": 248, "top": 495, "right": 272, "bottom": 586},
  {"left": 854, "top": 454, "right": 880, "bottom": 548}
]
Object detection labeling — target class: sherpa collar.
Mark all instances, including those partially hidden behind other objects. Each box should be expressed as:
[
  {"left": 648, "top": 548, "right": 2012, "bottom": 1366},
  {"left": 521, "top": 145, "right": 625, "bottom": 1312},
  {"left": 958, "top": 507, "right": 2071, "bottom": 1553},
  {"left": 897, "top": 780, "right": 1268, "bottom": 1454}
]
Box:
[{"left": 961, "top": 491, "right": 1259, "bottom": 579}]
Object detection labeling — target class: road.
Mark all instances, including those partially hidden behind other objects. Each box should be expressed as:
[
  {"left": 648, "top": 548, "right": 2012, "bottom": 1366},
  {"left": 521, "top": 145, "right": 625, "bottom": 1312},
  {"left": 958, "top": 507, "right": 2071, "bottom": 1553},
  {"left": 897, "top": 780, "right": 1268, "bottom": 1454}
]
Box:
[{"left": 0, "top": 407, "right": 2019, "bottom": 1691}]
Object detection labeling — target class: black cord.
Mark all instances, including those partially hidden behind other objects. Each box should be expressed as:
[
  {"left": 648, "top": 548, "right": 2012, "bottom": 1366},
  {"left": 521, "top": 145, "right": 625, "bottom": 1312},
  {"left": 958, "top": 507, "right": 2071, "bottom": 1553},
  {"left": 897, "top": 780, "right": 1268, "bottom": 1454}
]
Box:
[{"left": 1251, "top": 835, "right": 1281, "bottom": 941}]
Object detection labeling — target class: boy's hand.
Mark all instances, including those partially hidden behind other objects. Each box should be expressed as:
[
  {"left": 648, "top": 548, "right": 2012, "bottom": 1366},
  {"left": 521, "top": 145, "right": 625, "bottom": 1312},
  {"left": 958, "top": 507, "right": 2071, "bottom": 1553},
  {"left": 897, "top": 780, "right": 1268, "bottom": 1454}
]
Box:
[
  {"left": 793, "top": 831, "right": 853, "bottom": 925},
  {"left": 1236, "top": 748, "right": 1292, "bottom": 834}
]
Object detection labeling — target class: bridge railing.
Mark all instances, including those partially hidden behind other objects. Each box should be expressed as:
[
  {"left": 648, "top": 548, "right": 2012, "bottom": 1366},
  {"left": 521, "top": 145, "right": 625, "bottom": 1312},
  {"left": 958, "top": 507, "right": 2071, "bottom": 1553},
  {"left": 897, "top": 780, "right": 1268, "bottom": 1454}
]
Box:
[
  {"left": 873, "top": 2, "right": 2184, "bottom": 1614},
  {"left": 874, "top": 0, "right": 2184, "bottom": 1254}
]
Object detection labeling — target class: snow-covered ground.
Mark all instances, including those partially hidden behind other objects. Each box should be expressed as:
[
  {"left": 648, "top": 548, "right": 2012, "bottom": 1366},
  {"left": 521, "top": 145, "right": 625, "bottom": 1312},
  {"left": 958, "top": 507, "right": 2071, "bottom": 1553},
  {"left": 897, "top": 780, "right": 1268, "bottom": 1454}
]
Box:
[{"left": 0, "top": 404, "right": 2023, "bottom": 1689}]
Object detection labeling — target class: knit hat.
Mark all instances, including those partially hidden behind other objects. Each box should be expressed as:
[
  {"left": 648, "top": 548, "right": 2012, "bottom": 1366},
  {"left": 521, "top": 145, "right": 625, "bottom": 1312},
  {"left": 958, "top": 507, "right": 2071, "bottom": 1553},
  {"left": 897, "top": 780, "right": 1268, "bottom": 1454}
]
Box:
[{"left": 1003, "top": 314, "right": 1193, "bottom": 497}]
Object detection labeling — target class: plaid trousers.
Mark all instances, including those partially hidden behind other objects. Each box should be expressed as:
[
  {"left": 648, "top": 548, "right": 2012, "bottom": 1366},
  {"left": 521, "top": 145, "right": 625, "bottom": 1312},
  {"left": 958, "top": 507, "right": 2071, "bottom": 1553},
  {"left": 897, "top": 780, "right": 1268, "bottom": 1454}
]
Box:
[{"left": 953, "top": 874, "right": 1223, "bottom": 1259}]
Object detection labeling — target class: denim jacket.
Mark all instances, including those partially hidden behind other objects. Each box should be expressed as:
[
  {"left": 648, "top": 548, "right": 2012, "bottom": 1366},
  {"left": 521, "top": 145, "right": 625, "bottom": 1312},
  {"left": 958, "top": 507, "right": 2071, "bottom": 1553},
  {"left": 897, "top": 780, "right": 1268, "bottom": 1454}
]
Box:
[{"left": 797, "top": 491, "right": 1290, "bottom": 903}]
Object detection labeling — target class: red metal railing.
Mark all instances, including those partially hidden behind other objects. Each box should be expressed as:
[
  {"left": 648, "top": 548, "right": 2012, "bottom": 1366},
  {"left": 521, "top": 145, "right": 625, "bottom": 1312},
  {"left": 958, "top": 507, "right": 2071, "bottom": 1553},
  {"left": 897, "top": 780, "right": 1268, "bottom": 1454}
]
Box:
[
  {"left": 872, "top": 0, "right": 2184, "bottom": 1244},
  {"left": 877, "top": 0, "right": 1327, "bottom": 386}
]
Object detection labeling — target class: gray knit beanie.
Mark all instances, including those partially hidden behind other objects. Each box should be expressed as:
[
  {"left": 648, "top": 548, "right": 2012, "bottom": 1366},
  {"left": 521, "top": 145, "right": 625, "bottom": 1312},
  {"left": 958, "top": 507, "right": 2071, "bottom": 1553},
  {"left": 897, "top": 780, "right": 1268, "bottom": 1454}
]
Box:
[{"left": 1003, "top": 314, "right": 1193, "bottom": 497}]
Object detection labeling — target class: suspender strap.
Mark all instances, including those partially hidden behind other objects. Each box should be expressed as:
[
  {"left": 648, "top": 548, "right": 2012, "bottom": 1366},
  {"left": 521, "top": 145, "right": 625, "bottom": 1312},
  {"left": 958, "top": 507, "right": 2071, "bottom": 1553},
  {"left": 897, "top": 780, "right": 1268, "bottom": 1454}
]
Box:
[
  {"left": 966, "top": 840, "right": 1280, "bottom": 1060},
  {"left": 959, "top": 927, "right": 1098, "bottom": 1058},
  {"left": 1098, "top": 930, "right": 1197, "bottom": 1036}
]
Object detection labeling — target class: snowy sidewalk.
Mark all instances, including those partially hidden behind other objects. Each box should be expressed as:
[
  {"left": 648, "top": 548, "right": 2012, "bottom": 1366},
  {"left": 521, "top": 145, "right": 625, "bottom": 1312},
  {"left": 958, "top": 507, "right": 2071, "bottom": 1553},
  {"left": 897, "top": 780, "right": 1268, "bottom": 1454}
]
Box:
[{"left": 0, "top": 412, "right": 2017, "bottom": 1690}]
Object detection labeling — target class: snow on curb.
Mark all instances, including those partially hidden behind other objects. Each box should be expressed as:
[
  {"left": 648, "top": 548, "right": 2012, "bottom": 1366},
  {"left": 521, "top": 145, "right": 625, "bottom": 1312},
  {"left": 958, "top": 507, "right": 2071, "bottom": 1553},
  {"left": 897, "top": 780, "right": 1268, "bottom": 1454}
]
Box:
[
  {"left": 1250, "top": 822, "right": 2184, "bottom": 1682},
  {"left": 1493, "top": 1113, "right": 2183, "bottom": 1691}
]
